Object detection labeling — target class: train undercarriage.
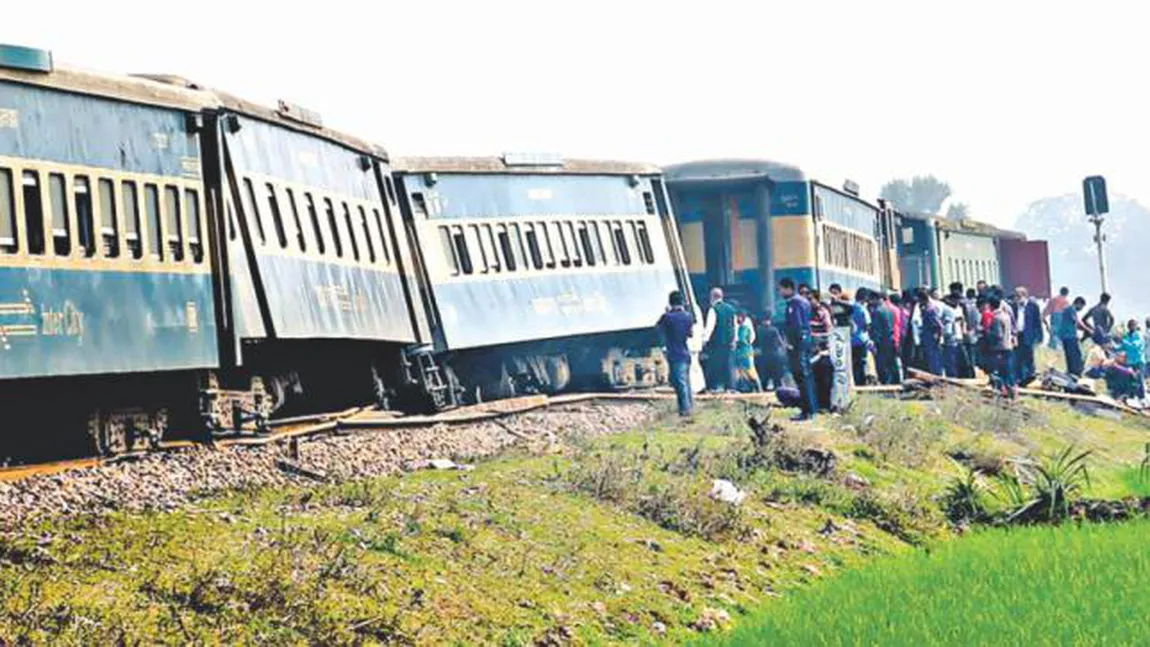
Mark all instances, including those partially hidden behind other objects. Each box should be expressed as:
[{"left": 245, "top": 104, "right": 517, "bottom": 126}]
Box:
[{"left": 0, "top": 333, "right": 667, "bottom": 463}]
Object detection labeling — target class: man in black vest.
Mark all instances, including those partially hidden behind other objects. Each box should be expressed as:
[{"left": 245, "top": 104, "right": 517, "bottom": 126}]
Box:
[{"left": 703, "top": 287, "right": 737, "bottom": 392}]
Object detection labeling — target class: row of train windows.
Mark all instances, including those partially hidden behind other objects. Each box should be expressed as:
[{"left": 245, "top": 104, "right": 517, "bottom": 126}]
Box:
[
  {"left": 438, "top": 218, "right": 657, "bottom": 277},
  {"left": 0, "top": 167, "right": 203, "bottom": 263},
  {"left": 236, "top": 178, "right": 393, "bottom": 266},
  {"left": 948, "top": 257, "right": 997, "bottom": 286},
  {"left": 822, "top": 226, "right": 877, "bottom": 275}
]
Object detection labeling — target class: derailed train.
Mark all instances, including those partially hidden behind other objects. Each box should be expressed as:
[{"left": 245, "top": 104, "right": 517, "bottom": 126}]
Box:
[
  {"left": 0, "top": 46, "right": 689, "bottom": 457},
  {"left": 0, "top": 46, "right": 1050, "bottom": 458}
]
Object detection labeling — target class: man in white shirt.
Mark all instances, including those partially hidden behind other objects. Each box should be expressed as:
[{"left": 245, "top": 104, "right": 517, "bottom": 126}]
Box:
[{"left": 702, "top": 288, "right": 738, "bottom": 392}]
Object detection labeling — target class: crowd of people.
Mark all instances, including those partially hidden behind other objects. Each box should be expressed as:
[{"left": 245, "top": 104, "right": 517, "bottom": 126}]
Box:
[{"left": 656, "top": 278, "right": 1150, "bottom": 420}]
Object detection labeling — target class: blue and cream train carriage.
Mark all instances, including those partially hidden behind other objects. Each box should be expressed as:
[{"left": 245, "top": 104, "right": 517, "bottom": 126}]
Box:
[
  {"left": 663, "top": 159, "right": 899, "bottom": 317},
  {"left": 0, "top": 45, "right": 696, "bottom": 458},
  {"left": 0, "top": 47, "right": 438, "bottom": 456},
  {"left": 392, "top": 156, "right": 690, "bottom": 399}
]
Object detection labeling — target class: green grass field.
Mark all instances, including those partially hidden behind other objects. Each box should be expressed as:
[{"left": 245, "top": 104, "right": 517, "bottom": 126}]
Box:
[
  {"left": 705, "top": 521, "right": 1150, "bottom": 646},
  {"left": 0, "top": 394, "right": 1145, "bottom": 644}
]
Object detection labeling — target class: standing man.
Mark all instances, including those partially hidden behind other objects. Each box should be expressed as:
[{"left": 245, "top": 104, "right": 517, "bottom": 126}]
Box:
[
  {"left": 847, "top": 288, "right": 872, "bottom": 386},
  {"left": 780, "top": 278, "right": 817, "bottom": 420},
  {"left": 868, "top": 290, "right": 898, "bottom": 384},
  {"left": 948, "top": 283, "right": 978, "bottom": 378},
  {"left": 702, "top": 287, "right": 737, "bottom": 393},
  {"left": 756, "top": 315, "right": 789, "bottom": 390},
  {"left": 657, "top": 290, "right": 695, "bottom": 417},
  {"left": 1058, "top": 297, "right": 1088, "bottom": 377},
  {"left": 935, "top": 288, "right": 960, "bottom": 377},
  {"left": 1043, "top": 287, "right": 1070, "bottom": 351},
  {"left": 1012, "top": 287, "right": 1043, "bottom": 386},
  {"left": 988, "top": 291, "right": 1018, "bottom": 396},
  {"left": 1084, "top": 293, "right": 1114, "bottom": 346},
  {"left": 918, "top": 288, "right": 944, "bottom": 376}
]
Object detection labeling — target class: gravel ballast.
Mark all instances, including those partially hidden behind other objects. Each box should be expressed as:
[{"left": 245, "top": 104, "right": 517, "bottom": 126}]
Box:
[{"left": 0, "top": 402, "right": 660, "bottom": 529}]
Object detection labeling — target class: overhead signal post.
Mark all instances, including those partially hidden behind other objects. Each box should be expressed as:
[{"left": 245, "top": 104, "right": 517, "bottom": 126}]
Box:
[{"left": 1082, "top": 176, "right": 1109, "bottom": 294}]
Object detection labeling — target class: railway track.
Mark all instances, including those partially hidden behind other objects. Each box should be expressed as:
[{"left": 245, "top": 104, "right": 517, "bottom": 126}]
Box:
[
  {"left": 6, "top": 378, "right": 1103, "bottom": 487},
  {"left": 0, "top": 390, "right": 688, "bottom": 484}
]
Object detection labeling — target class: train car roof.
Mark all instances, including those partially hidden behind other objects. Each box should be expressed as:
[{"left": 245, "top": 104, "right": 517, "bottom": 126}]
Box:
[
  {"left": 133, "top": 74, "right": 388, "bottom": 159},
  {"left": 663, "top": 158, "right": 807, "bottom": 184},
  {"left": 899, "top": 210, "right": 1027, "bottom": 240},
  {"left": 0, "top": 64, "right": 215, "bottom": 112},
  {"left": 392, "top": 156, "right": 661, "bottom": 175}
]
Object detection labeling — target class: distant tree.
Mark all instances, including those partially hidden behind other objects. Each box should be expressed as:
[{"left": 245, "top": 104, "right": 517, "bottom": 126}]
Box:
[
  {"left": 880, "top": 175, "right": 953, "bottom": 214},
  {"left": 946, "top": 202, "right": 970, "bottom": 221}
]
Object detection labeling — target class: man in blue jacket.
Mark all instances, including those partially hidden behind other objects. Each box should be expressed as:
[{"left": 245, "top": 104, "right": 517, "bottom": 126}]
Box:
[
  {"left": 657, "top": 290, "right": 695, "bottom": 416},
  {"left": 1011, "top": 286, "right": 1043, "bottom": 386},
  {"left": 779, "top": 277, "right": 816, "bottom": 420}
]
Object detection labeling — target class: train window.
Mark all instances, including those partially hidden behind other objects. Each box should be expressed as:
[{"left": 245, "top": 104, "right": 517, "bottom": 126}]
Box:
[
  {"left": 164, "top": 186, "right": 184, "bottom": 262},
  {"left": 144, "top": 184, "right": 163, "bottom": 260},
  {"left": 548, "top": 221, "right": 570, "bottom": 268},
  {"left": 342, "top": 202, "right": 360, "bottom": 261},
  {"left": 49, "top": 173, "right": 70, "bottom": 256},
  {"left": 98, "top": 179, "right": 119, "bottom": 258},
  {"left": 509, "top": 223, "right": 528, "bottom": 270},
  {"left": 185, "top": 189, "right": 203, "bottom": 263},
  {"left": 591, "top": 221, "right": 607, "bottom": 265},
  {"left": 74, "top": 176, "right": 96, "bottom": 258},
  {"left": 577, "top": 222, "right": 596, "bottom": 267},
  {"left": 284, "top": 188, "right": 305, "bottom": 253},
  {"left": 324, "top": 198, "right": 343, "bottom": 257},
  {"left": 613, "top": 221, "right": 631, "bottom": 265},
  {"left": 481, "top": 224, "right": 501, "bottom": 272},
  {"left": 306, "top": 194, "right": 324, "bottom": 255},
  {"left": 565, "top": 222, "right": 583, "bottom": 267},
  {"left": 635, "top": 222, "right": 655, "bottom": 264},
  {"left": 22, "top": 172, "right": 45, "bottom": 255},
  {"left": 537, "top": 220, "right": 556, "bottom": 269},
  {"left": 242, "top": 178, "right": 265, "bottom": 245},
  {"left": 411, "top": 192, "right": 428, "bottom": 216},
  {"left": 122, "top": 180, "right": 142, "bottom": 259},
  {"left": 0, "top": 168, "right": 15, "bottom": 253},
  {"left": 496, "top": 224, "right": 517, "bottom": 272},
  {"left": 524, "top": 224, "right": 543, "bottom": 270},
  {"left": 265, "top": 184, "right": 287, "bottom": 249},
  {"left": 642, "top": 191, "right": 656, "bottom": 215},
  {"left": 466, "top": 224, "right": 488, "bottom": 273},
  {"left": 384, "top": 176, "right": 397, "bottom": 205},
  {"left": 597, "top": 222, "right": 615, "bottom": 264},
  {"left": 358, "top": 206, "right": 376, "bottom": 263},
  {"left": 373, "top": 209, "right": 391, "bottom": 265},
  {"left": 451, "top": 225, "right": 473, "bottom": 275},
  {"left": 439, "top": 226, "right": 459, "bottom": 275}
]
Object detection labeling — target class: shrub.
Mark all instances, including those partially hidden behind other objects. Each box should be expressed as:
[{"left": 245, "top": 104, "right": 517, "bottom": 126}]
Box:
[
  {"left": 940, "top": 461, "right": 990, "bottom": 524},
  {"left": 1002, "top": 445, "right": 1093, "bottom": 524}
]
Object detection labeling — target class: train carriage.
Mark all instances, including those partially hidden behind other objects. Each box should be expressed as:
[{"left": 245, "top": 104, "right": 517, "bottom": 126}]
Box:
[
  {"left": 664, "top": 159, "right": 897, "bottom": 317},
  {"left": 897, "top": 211, "right": 1051, "bottom": 297},
  {"left": 0, "top": 48, "right": 220, "bottom": 455},
  {"left": 184, "top": 85, "right": 440, "bottom": 414},
  {"left": 392, "top": 155, "right": 691, "bottom": 399}
]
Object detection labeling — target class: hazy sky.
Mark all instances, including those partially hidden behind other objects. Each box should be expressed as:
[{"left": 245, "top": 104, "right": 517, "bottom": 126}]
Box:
[{"left": 5, "top": 1, "right": 1147, "bottom": 227}]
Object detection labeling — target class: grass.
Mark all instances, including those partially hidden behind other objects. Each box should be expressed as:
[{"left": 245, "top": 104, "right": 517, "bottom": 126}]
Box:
[
  {"left": 702, "top": 521, "right": 1150, "bottom": 646},
  {"left": 0, "top": 393, "right": 1145, "bottom": 644}
]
